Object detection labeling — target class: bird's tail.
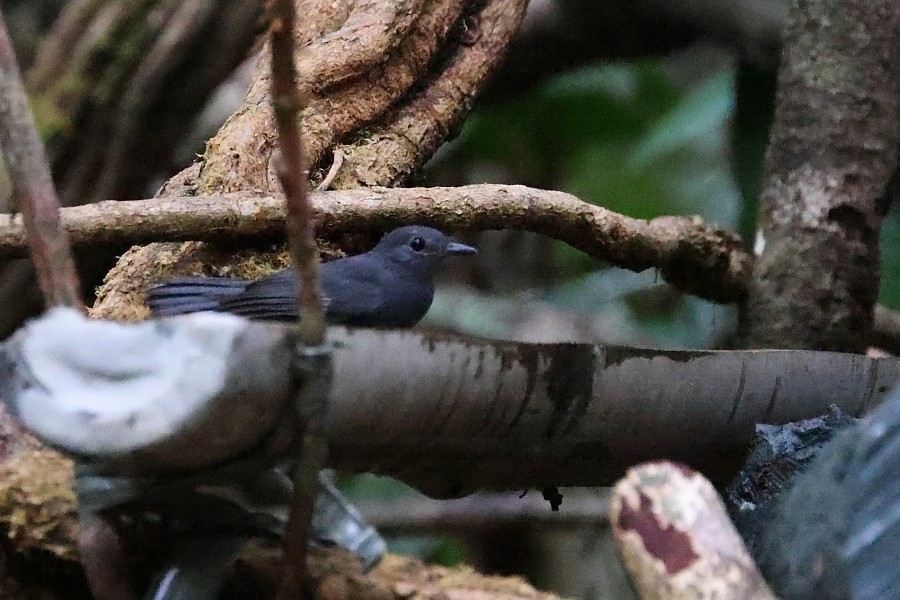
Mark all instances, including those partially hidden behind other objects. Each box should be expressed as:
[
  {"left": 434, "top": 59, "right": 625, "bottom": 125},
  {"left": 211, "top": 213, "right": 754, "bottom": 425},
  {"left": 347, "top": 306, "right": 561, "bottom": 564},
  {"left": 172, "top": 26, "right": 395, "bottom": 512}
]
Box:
[{"left": 146, "top": 277, "right": 249, "bottom": 317}]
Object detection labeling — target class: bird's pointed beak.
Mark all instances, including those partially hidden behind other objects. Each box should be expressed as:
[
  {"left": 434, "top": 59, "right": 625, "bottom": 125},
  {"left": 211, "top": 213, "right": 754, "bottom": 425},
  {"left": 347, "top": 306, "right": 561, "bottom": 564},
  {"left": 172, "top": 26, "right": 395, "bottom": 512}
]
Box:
[{"left": 446, "top": 241, "right": 477, "bottom": 255}]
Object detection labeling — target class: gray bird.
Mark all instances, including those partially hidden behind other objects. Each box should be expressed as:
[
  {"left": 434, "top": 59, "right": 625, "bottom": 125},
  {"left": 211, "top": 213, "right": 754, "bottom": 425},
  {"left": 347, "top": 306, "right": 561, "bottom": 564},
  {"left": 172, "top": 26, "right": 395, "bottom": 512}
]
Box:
[{"left": 147, "top": 225, "right": 476, "bottom": 326}]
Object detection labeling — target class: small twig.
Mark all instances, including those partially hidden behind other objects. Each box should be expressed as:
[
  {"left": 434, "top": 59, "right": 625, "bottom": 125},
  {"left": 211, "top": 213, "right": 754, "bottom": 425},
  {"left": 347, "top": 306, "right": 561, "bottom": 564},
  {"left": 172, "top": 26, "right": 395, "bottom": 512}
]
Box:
[
  {"left": 315, "top": 149, "right": 343, "bottom": 191},
  {"left": 0, "top": 9, "right": 82, "bottom": 309},
  {"left": 269, "top": 0, "right": 329, "bottom": 598}
]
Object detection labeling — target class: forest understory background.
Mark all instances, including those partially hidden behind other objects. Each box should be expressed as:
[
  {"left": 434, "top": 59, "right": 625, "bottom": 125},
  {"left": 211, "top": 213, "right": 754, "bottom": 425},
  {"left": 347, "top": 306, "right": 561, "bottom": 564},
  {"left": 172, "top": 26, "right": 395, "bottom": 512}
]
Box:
[{"left": 0, "top": 0, "right": 897, "bottom": 599}]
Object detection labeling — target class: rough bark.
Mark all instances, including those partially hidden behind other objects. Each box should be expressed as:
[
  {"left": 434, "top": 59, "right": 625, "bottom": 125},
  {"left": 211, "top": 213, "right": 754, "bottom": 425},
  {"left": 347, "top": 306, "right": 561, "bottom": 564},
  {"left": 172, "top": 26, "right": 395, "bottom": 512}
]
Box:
[
  {"left": 739, "top": 0, "right": 900, "bottom": 351},
  {"left": 197, "top": 0, "right": 465, "bottom": 195},
  {"left": 90, "top": 0, "right": 526, "bottom": 327},
  {"left": 328, "top": 0, "right": 529, "bottom": 188}
]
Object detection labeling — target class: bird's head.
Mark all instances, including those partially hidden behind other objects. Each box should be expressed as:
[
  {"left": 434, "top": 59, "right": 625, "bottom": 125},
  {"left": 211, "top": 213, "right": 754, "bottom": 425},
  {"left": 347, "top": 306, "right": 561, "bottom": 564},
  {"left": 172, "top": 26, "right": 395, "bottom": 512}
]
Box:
[{"left": 374, "top": 225, "right": 476, "bottom": 275}]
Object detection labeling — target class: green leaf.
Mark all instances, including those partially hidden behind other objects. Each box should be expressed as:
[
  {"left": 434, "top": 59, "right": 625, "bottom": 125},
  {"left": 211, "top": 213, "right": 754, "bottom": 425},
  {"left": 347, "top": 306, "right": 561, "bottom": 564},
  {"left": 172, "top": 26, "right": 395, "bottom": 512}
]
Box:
[{"left": 631, "top": 71, "right": 734, "bottom": 167}]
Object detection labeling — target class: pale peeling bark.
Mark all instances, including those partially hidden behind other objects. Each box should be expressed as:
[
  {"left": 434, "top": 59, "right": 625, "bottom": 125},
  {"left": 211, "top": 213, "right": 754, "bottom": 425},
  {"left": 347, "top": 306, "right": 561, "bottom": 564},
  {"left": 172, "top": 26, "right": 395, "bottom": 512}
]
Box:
[
  {"left": 740, "top": 0, "right": 900, "bottom": 351},
  {"left": 7, "top": 310, "right": 898, "bottom": 495},
  {"left": 323, "top": 328, "right": 899, "bottom": 495}
]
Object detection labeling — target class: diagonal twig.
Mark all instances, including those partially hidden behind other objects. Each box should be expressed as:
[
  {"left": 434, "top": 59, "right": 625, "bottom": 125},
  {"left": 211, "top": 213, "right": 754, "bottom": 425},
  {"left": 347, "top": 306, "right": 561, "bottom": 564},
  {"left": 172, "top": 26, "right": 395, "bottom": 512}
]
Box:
[
  {"left": 0, "top": 8, "right": 81, "bottom": 310},
  {"left": 268, "top": 0, "right": 330, "bottom": 598}
]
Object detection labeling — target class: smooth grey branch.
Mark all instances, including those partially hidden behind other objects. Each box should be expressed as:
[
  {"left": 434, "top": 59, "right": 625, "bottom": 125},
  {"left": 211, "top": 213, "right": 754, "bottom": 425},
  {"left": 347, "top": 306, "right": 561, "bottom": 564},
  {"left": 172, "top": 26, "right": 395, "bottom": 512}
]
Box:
[{"left": 2, "top": 309, "right": 898, "bottom": 494}]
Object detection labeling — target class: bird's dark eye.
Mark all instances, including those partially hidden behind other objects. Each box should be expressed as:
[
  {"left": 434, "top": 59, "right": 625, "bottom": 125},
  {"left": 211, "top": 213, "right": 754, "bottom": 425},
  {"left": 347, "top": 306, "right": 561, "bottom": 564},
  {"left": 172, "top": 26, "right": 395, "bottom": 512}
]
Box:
[{"left": 409, "top": 237, "right": 426, "bottom": 252}]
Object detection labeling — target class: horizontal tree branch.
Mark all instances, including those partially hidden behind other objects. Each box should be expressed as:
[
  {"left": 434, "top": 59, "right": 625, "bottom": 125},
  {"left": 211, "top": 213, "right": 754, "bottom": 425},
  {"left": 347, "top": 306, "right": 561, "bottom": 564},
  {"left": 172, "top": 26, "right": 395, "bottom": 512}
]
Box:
[
  {"left": 0, "top": 184, "right": 752, "bottom": 303},
  {"left": 1, "top": 307, "right": 898, "bottom": 568},
  {"left": 1, "top": 184, "right": 897, "bottom": 351},
  {"left": 5, "top": 309, "right": 898, "bottom": 496}
]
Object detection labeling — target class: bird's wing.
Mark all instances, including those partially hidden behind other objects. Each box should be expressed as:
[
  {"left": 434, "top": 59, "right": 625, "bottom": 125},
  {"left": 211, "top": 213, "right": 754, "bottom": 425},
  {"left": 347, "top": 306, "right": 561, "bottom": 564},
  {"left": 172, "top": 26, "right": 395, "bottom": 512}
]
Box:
[
  {"left": 318, "top": 259, "right": 387, "bottom": 326},
  {"left": 218, "top": 262, "right": 387, "bottom": 323}
]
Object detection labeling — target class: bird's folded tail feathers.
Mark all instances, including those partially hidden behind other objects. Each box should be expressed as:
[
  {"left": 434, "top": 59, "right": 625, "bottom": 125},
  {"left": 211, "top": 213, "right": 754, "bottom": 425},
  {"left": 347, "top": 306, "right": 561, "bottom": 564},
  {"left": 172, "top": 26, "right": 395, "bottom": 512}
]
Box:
[{"left": 146, "top": 276, "right": 249, "bottom": 317}]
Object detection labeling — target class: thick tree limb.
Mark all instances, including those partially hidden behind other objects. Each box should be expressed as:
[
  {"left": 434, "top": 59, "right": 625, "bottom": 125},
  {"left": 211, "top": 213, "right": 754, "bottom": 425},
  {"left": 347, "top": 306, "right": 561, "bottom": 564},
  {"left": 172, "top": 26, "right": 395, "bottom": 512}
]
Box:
[
  {"left": 0, "top": 10, "right": 81, "bottom": 309},
  {"left": 199, "top": 0, "right": 465, "bottom": 195},
  {"left": 739, "top": 0, "right": 900, "bottom": 351},
  {"left": 330, "top": 0, "right": 529, "bottom": 188},
  {"left": 7, "top": 309, "right": 898, "bottom": 494},
  {"left": 1, "top": 308, "right": 898, "bottom": 585}
]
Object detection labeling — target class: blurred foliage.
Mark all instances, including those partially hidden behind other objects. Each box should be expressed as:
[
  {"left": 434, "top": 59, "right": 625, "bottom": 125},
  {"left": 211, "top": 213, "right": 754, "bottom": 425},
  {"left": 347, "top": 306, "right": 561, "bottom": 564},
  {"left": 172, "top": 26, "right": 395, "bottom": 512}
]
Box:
[
  {"left": 338, "top": 473, "right": 467, "bottom": 566},
  {"left": 446, "top": 58, "right": 741, "bottom": 228},
  {"left": 881, "top": 206, "right": 900, "bottom": 309},
  {"left": 429, "top": 52, "right": 744, "bottom": 349}
]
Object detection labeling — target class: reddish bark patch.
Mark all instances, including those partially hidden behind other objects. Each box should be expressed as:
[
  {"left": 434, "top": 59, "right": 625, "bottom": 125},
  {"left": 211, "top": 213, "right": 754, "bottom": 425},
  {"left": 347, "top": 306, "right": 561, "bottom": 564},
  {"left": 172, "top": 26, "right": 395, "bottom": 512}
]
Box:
[{"left": 617, "top": 491, "right": 699, "bottom": 574}]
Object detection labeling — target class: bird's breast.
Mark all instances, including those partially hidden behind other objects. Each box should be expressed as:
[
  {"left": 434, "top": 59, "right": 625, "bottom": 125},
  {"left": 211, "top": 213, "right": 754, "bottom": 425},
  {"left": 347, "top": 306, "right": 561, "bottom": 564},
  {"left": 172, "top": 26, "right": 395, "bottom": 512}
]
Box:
[{"left": 379, "top": 278, "right": 434, "bottom": 328}]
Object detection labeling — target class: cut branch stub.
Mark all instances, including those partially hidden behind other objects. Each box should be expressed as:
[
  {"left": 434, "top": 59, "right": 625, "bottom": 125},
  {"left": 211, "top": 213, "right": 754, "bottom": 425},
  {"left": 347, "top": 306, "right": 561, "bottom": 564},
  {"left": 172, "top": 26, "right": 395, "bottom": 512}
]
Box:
[{"left": 610, "top": 462, "right": 777, "bottom": 600}]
